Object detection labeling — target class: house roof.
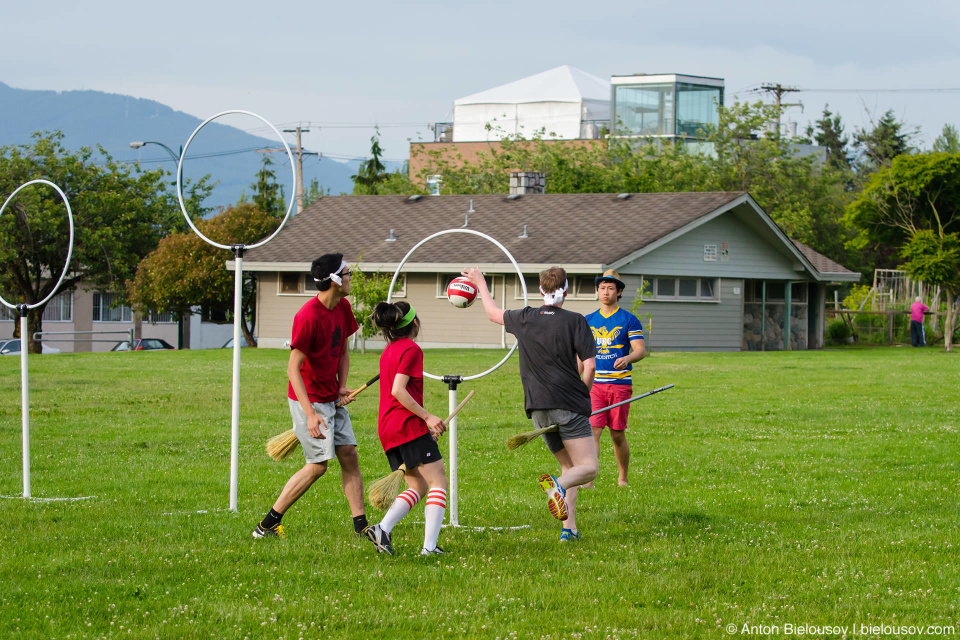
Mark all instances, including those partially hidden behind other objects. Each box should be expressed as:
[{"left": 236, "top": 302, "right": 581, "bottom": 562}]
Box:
[
  {"left": 241, "top": 192, "right": 858, "bottom": 282},
  {"left": 454, "top": 65, "right": 610, "bottom": 106}
]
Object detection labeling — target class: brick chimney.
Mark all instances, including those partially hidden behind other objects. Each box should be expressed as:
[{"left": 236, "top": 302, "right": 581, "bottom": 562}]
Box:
[{"left": 509, "top": 171, "right": 545, "bottom": 195}]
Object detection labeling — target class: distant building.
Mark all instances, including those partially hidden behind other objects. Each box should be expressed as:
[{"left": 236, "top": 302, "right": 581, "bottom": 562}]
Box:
[
  {"left": 610, "top": 73, "right": 724, "bottom": 141},
  {"left": 0, "top": 287, "right": 234, "bottom": 352}
]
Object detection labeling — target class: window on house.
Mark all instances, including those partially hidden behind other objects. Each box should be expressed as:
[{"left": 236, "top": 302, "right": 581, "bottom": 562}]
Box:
[
  {"left": 92, "top": 292, "right": 133, "bottom": 322},
  {"left": 41, "top": 291, "right": 73, "bottom": 322},
  {"left": 571, "top": 276, "right": 599, "bottom": 300},
  {"left": 279, "top": 273, "right": 303, "bottom": 294},
  {"left": 644, "top": 277, "right": 719, "bottom": 302},
  {"left": 147, "top": 310, "right": 176, "bottom": 324}
]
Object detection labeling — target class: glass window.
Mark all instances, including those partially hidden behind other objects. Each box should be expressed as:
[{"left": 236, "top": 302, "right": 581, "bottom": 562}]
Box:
[
  {"left": 515, "top": 276, "right": 541, "bottom": 300},
  {"left": 676, "top": 83, "right": 722, "bottom": 137},
  {"left": 41, "top": 291, "right": 72, "bottom": 322},
  {"left": 280, "top": 273, "right": 302, "bottom": 294},
  {"left": 700, "top": 279, "right": 717, "bottom": 299},
  {"left": 656, "top": 278, "right": 676, "bottom": 297},
  {"left": 572, "top": 277, "right": 598, "bottom": 299},
  {"left": 614, "top": 83, "right": 675, "bottom": 136},
  {"left": 147, "top": 310, "right": 175, "bottom": 324},
  {"left": 678, "top": 279, "right": 698, "bottom": 297},
  {"left": 93, "top": 292, "right": 132, "bottom": 323}
]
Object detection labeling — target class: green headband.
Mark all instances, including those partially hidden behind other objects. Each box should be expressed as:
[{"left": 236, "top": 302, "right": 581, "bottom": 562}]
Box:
[{"left": 396, "top": 305, "right": 417, "bottom": 329}]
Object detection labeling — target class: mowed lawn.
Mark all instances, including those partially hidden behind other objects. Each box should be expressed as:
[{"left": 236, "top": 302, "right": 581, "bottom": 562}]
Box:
[{"left": 1, "top": 346, "right": 958, "bottom": 639}]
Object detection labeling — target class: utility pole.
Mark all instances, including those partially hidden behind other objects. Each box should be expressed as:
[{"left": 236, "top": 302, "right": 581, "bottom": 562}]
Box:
[
  {"left": 759, "top": 83, "right": 802, "bottom": 136},
  {"left": 258, "top": 124, "right": 319, "bottom": 214}
]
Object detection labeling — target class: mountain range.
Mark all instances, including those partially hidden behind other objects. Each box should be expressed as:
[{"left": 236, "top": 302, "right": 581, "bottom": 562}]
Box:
[{"left": 0, "top": 82, "right": 403, "bottom": 208}]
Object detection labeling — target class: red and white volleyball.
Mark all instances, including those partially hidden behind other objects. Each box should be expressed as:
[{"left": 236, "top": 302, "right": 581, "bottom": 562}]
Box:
[{"left": 446, "top": 277, "right": 478, "bottom": 308}]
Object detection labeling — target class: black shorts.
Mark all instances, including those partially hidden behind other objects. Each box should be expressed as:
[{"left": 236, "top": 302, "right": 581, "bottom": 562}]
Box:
[{"left": 385, "top": 433, "right": 443, "bottom": 471}]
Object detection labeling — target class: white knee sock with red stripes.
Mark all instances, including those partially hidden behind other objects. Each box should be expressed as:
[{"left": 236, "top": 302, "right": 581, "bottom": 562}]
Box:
[
  {"left": 423, "top": 487, "right": 447, "bottom": 551},
  {"left": 380, "top": 488, "right": 421, "bottom": 534}
]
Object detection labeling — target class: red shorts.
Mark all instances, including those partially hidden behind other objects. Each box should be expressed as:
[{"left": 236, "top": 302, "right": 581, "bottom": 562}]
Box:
[{"left": 590, "top": 383, "right": 633, "bottom": 430}]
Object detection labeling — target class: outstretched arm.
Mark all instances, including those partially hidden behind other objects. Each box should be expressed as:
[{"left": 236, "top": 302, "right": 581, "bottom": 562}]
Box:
[{"left": 461, "top": 267, "right": 504, "bottom": 325}]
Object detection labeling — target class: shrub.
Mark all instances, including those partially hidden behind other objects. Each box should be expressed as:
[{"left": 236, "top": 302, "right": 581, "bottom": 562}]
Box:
[{"left": 827, "top": 319, "right": 852, "bottom": 343}]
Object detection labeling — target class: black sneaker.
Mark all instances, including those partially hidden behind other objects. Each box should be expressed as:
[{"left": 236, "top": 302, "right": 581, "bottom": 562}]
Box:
[
  {"left": 420, "top": 546, "right": 445, "bottom": 555},
  {"left": 252, "top": 522, "right": 286, "bottom": 539},
  {"left": 365, "top": 524, "right": 394, "bottom": 555}
]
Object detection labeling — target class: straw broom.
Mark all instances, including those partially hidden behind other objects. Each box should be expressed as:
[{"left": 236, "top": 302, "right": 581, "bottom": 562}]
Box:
[
  {"left": 265, "top": 374, "right": 380, "bottom": 461},
  {"left": 505, "top": 383, "right": 675, "bottom": 450},
  {"left": 367, "top": 390, "right": 476, "bottom": 510}
]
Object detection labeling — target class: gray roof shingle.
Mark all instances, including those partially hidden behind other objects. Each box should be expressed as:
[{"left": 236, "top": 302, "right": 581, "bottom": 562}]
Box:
[{"left": 244, "top": 192, "right": 745, "bottom": 266}]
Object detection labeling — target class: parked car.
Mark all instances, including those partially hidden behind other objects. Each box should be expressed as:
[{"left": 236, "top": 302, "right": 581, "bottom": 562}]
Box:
[
  {"left": 110, "top": 338, "right": 176, "bottom": 352},
  {"left": 221, "top": 336, "right": 250, "bottom": 348},
  {"left": 0, "top": 339, "right": 61, "bottom": 355}
]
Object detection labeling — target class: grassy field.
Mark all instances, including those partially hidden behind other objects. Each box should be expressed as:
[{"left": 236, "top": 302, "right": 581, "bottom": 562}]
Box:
[{"left": 1, "top": 346, "right": 958, "bottom": 639}]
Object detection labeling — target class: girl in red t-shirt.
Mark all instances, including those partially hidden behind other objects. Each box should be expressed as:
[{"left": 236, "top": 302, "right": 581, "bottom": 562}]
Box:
[{"left": 364, "top": 301, "right": 449, "bottom": 556}]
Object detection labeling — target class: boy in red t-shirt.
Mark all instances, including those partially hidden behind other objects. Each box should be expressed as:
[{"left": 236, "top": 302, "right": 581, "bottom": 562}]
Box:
[
  {"left": 364, "top": 301, "right": 448, "bottom": 556},
  {"left": 253, "top": 253, "right": 367, "bottom": 539}
]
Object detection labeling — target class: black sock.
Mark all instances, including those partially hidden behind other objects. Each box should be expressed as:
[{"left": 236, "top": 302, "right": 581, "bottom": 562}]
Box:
[
  {"left": 353, "top": 514, "right": 368, "bottom": 534},
  {"left": 261, "top": 508, "right": 283, "bottom": 529}
]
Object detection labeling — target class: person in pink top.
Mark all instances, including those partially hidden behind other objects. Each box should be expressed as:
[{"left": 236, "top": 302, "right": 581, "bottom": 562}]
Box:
[{"left": 910, "top": 296, "right": 930, "bottom": 347}]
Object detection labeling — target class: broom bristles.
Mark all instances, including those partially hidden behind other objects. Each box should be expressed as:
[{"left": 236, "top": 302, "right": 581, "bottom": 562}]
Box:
[
  {"left": 367, "top": 464, "right": 407, "bottom": 511},
  {"left": 266, "top": 429, "right": 300, "bottom": 461},
  {"left": 505, "top": 425, "right": 558, "bottom": 451}
]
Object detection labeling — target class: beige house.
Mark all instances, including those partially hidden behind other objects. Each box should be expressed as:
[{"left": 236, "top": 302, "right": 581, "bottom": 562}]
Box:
[{"left": 238, "top": 192, "right": 858, "bottom": 352}]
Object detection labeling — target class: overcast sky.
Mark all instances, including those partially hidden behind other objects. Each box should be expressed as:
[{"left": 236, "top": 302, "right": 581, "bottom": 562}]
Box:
[{"left": 5, "top": 0, "right": 960, "bottom": 164}]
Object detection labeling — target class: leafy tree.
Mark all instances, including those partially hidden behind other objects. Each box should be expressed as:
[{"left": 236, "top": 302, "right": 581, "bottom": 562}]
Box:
[
  {"left": 127, "top": 204, "right": 281, "bottom": 347},
  {"left": 813, "top": 105, "right": 852, "bottom": 171},
  {"left": 845, "top": 152, "right": 960, "bottom": 350},
  {"left": 251, "top": 155, "right": 286, "bottom": 215},
  {"left": 302, "top": 178, "right": 330, "bottom": 207},
  {"left": 853, "top": 110, "right": 916, "bottom": 172},
  {"left": 933, "top": 124, "right": 960, "bottom": 154},
  {"left": 352, "top": 131, "right": 389, "bottom": 195},
  {"left": 0, "top": 131, "right": 188, "bottom": 352},
  {"left": 348, "top": 263, "right": 391, "bottom": 353}
]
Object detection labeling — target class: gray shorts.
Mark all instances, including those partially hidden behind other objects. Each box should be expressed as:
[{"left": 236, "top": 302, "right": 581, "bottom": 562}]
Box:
[
  {"left": 288, "top": 398, "right": 357, "bottom": 464},
  {"left": 531, "top": 409, "right": 592, "bottom": 454}
]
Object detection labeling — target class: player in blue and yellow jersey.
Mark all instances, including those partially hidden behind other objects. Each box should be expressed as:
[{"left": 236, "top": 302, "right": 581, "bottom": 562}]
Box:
[{"left": 584, "top": 270, "right": 645, "bottom": 486}]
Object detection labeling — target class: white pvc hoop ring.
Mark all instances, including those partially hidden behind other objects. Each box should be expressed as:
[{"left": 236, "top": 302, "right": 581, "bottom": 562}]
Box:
[
  {"left": 387, "top": 228, "right": 528, "bottom": 382},
  {"left": 0, "top": 179, "right": 74, "bottom": 310},
  {"left": 176, "top": 110, "right": 296, "bottom": 250}
]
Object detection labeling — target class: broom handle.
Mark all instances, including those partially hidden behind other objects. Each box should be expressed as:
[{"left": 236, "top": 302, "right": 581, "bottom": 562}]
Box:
[
  {"left": 444, "top": 389, "right": 475, "bottom": 423},
  {"left": 336, "top": 373, "right": 380, "bottom": 407},
  {"left": 588, "top": 383, "right": 674, "bottom": 416},
  {"left": 536, "top": 383, "right": 674, "bottom": 434}
]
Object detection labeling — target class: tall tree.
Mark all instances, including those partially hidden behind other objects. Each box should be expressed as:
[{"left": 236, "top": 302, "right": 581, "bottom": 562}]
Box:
[
  {"left": 127, "top": 204, "right": 281, "bottom": 347},
  {"left": 351, "top": 131, "right": 388, "bottom": 195},
  {"left": 933, "top": 124, "right": 960, "bottom": 154},
  {"left": 853, "top": 109, "right": 916, "bottom": 172},
  {"left": 813, "top": 105, "right": 852, "bottom": 171},
  {"left": 0, "top": 131, "right": 189, "bottom": 352},
  {"left": 251, "top": 155, "right": 286, "bottom": 216},
  {"left": 348, "top": 264, "right": 391, "bottom": 353}
]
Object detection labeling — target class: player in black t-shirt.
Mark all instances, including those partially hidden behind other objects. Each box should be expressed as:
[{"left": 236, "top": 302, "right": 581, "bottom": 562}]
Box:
[{"left": 461, "top": 266, "right": 598, "bottom": 542}]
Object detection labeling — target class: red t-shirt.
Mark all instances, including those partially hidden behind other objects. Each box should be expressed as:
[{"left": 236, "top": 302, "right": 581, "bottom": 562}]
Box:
[
  {"left": 287, "top": 296, "right": 359, "bottom": 404},
  {"left": 377, "top": 337, "right": 428, "bottom": 451}
]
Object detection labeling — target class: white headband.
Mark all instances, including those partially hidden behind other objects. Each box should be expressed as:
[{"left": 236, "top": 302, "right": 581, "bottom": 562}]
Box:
[
  {"left": 314, "top": 259, "right": 348, "bottom": 286},
  {"left": 540, "top": 280, "right": 569, "bottom": 306}
]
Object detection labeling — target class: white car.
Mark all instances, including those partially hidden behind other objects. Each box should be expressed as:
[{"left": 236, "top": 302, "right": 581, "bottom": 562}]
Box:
[{"left": 0, "top": 339, "right": 61, "bottom": 355}]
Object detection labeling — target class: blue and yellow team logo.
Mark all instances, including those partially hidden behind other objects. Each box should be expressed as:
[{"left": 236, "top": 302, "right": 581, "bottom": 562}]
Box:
[{"left": 592, "top": 326, "right": 622, "bottom": 355}]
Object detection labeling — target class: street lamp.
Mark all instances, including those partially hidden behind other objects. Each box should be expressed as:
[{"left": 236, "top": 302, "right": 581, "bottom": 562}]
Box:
[
  {"left": 129, "top": 140, "right": 181, "bottom": 164},
  {"left": 129, "top": 140, "right": 187, "bottom": 350}
]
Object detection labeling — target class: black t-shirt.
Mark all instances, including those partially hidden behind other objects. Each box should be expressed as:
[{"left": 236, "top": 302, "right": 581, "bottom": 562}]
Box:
[{"left": 503, "top": 306, "right": 597, "bottom": 417}]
